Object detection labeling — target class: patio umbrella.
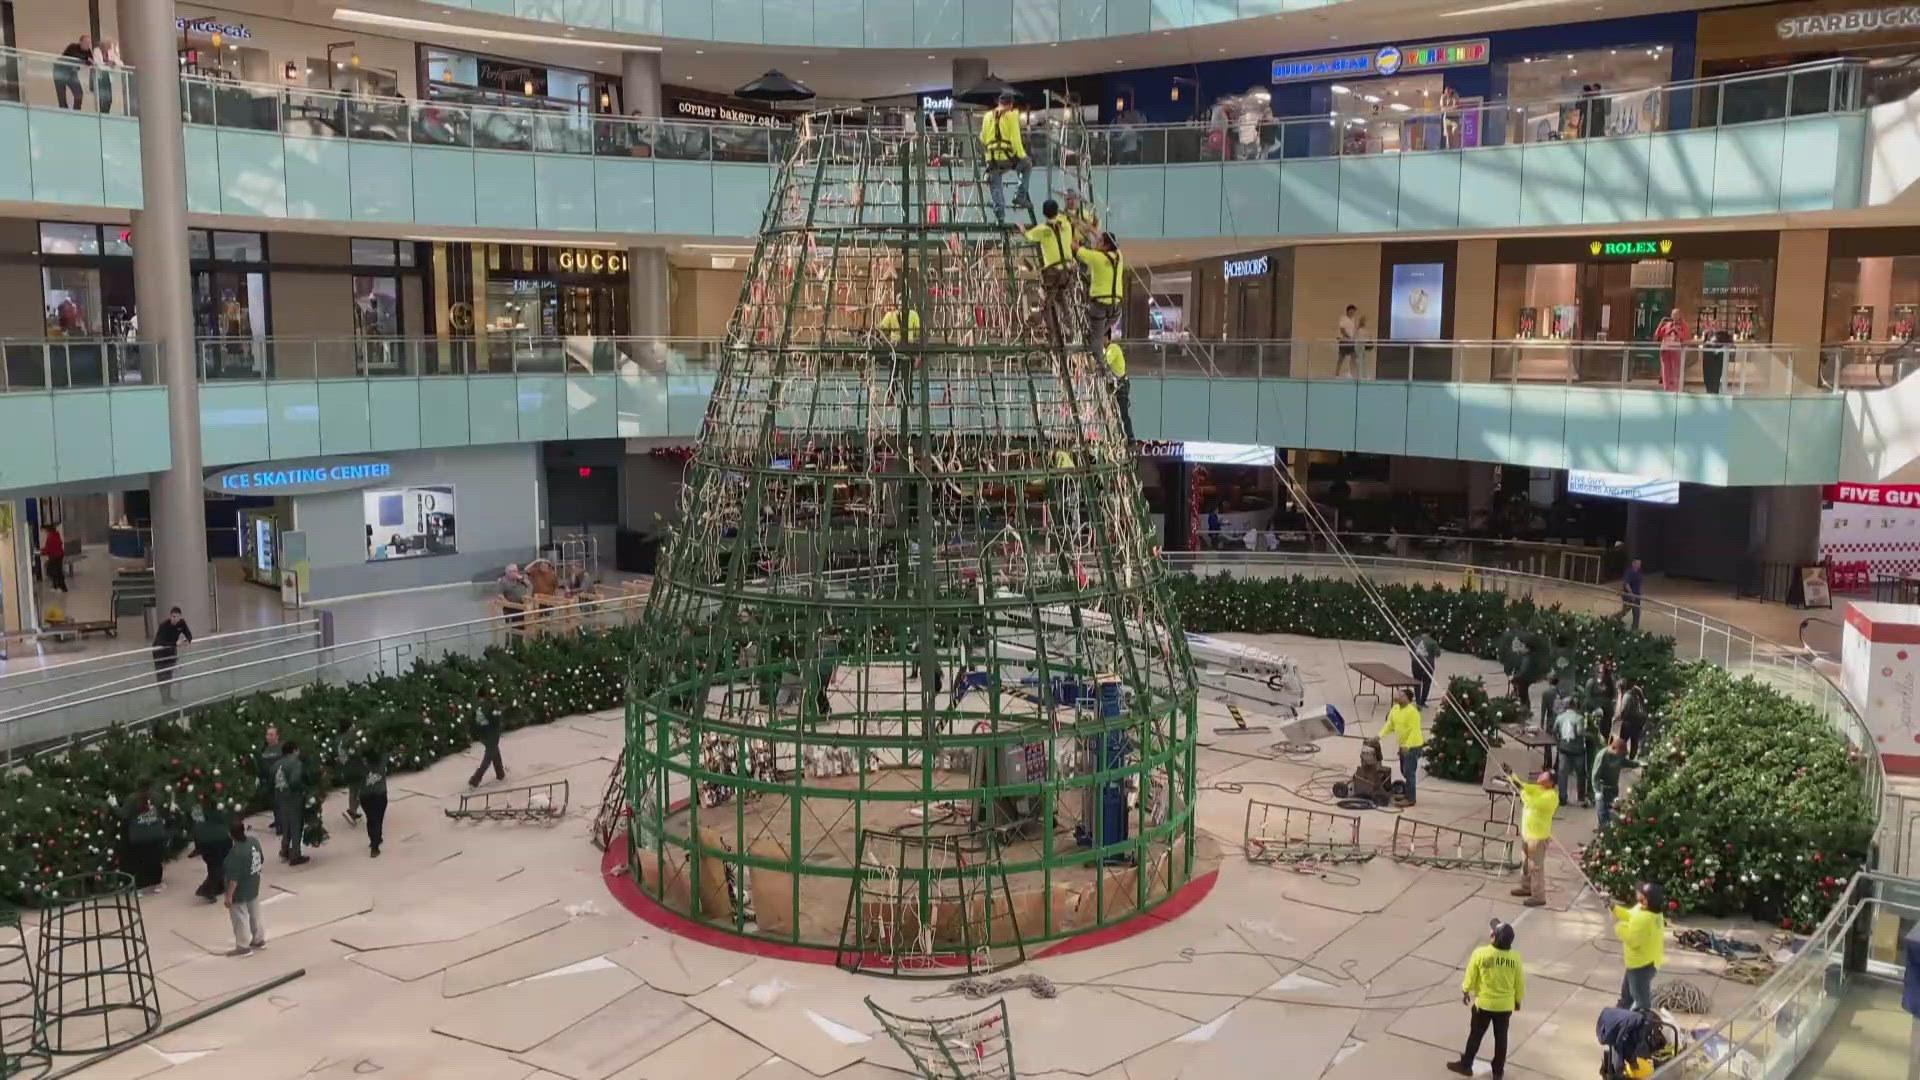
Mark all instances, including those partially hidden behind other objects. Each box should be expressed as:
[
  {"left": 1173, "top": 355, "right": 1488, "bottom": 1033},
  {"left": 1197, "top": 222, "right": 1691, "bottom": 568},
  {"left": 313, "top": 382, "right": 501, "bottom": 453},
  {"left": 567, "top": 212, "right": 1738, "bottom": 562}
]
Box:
[
  {"left": 735, "top": 70, "right": 816, "bottom": 103},
  {"left": 956, "top": 75, "right": 1021, "bottom": 107}
]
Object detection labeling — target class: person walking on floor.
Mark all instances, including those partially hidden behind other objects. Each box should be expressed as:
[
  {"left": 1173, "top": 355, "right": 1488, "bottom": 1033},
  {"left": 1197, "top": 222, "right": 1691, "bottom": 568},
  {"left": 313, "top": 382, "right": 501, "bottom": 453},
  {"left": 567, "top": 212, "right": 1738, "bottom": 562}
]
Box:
[
  {"left": 1381, "top": 688, "right": 1425, "bottom": 808},
  {"left": 1447, "top": 920, "right": 1525, "bottom": 1079},
  {"left": 1553, "top": 701, "right": 1591, "bottom": 809},
  {"left": 188, "top": 798, "right": 231, "bottom": 903},
  {"left": 272, "top": 741, "right": 310, "bottom": 865},
  {"left": 979, "top": 90, "right": 1031, "bottom": 224},
  {"left": 468, "top": 697, "right": 506, "bottom": 788},
  {"left": 1409, "top": 631, "right": 1440, "bottom": 708},
  {"left": 1613, "top": 881, "right": 1666, "bottom": 1013},
  {"left": 359, "top": 747, "right": 389, "bottom": 858},
  {"left": 1104, "top": 334, "right": 1134, "bottom": 442},
  {"left": 336, "top": 724, "right": 364, "bottom": 826},
  {"left": 151, "top": 606, "right": 193, "bottom": 705},
  {"left": 1593, "top": 736, "right": 1628, "bottom": 829},
  {"left": 1509, "top": 768, "right": 1558, "bottom": 908},
  {"left": 39, "top": 524, "right": 66, "bottom": 593},
  {"left": 1620, "top": 558, "right": 1645, "bottom": 630},
  {"left": 222, "top": 821, "right": 266, "bottom": 957}
]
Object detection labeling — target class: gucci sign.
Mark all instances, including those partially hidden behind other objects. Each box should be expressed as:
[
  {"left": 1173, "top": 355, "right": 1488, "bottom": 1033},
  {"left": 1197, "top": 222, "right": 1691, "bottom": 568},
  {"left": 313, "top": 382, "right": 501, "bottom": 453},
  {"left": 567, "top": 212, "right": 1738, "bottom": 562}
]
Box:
[{"left": 556, "top": 250, "right": 630, "bottom": 274}]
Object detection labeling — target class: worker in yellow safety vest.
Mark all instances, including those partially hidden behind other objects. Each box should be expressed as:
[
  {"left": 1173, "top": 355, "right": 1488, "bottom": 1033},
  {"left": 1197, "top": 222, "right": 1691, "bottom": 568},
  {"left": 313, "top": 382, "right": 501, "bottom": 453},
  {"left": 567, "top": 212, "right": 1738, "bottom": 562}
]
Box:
[
  {"left": 979, "top": 90, "right": 1032, "bottom": 224},
  {"left": 1103, "top": 334, "right": 1134, "bottom": 443},
  {"left": 878, "top": 308, "right": 921, "bottom": 345},
  {"left": 1077, "top": 231, "right": 1126, "bottom": 349},
  {"left": 1026, "top": 198, "right": 1077, "bottom": 294}
]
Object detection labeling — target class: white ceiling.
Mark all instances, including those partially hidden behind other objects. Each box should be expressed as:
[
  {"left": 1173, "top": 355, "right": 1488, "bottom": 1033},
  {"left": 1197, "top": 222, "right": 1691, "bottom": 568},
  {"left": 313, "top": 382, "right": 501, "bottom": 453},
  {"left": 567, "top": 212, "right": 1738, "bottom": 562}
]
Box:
[{"left": 215, "top": 0, "right": 1751, "bottom": 102}]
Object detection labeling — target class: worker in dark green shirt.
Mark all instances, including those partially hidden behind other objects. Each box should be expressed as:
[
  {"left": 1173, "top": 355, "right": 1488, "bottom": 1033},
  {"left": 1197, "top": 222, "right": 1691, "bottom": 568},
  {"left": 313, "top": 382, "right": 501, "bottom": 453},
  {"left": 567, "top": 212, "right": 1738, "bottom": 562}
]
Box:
[
  {"left": 272, "top": 741, "right": 310, "bottom": 865},
  {"left": 1593, "top": 735, "right": 1628, "bottom": 828},
  {"left": 255, "top": 725, "right": 281, "bottom": 833},
  {"left": 360, "top": 748, "right": 390, "bottom": 858},
  {"left": 189, "top": 799, "right": 231, "bottom": 902},
  {"left": 468, "top": 700, "right": 506, "bottom": 788},
  {"left": 222, "top": 821, "right": 266, "bottom": 956}
]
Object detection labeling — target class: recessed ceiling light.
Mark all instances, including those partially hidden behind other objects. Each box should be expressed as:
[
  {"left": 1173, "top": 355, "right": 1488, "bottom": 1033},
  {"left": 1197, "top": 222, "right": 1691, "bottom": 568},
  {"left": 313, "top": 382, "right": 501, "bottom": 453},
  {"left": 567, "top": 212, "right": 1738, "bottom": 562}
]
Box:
[
  {"left": 684, "top": 75, "right": 693, "bottom": 80},
  {"left": 927, "top": 54, "right": 935, "bottom": 59},
  {"left": 694, "top": 49, "right": 703, "bottom": 54},
  {"left": 801, "top": 60, "right": 810, "bottom": 64}
]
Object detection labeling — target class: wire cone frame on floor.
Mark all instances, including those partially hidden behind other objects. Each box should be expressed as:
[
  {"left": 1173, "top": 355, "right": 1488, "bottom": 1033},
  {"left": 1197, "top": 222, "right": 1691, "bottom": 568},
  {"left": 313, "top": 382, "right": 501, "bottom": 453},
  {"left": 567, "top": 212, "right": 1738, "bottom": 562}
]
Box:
[{"left": 623, "top": 109, "right": 1198, "bottom": 962}]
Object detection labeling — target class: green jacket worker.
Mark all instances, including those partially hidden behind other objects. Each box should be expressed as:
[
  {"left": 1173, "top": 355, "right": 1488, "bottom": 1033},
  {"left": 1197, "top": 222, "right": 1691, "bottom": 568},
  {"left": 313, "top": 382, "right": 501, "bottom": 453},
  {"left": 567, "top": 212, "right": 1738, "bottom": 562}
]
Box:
[
  {"left": 1613, "top": 882, "right": 1666, "bottom": 1012},
  {"left": 222, "top": 821, "right": 266, "bottom": 956},
  {"left": 878, "top": 308, "right": 921, "bottom": 344},
  {"left": 272, "top": 742, "right": 310, "bottom": 865},
  {"left": 1448, "top": 921, "right": 1525, "bottom": 1079},
  {"left": 1381, "top": 689, "right": 1426, "bottom": 807},
  {"left": 1509, "top": 769, "right": 1558, "bottom": 907},
  {"left": 469, "top": 698, "right": 507, "bottom": 788},
  {"left": 1077, "top": 233, "right": 1126, "bottom": 348},
  {"left": 979, "top": 90, "right": 1031, "bottom": 222}
]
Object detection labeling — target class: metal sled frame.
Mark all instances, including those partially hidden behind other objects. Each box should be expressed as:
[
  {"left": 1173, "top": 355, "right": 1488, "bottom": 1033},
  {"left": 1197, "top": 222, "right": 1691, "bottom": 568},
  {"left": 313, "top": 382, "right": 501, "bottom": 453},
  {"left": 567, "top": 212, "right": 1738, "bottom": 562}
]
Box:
[
  {"left": 1242, "top": 799, "right": 1365, "bottom": 864},
  {"left": 1389, "top": 817, "right": 1521, "bottom": 873},
  {"left": 445, "top": 779, "right": 570, "bottom": 821},
  {"left": 866, "top": 996, "right": 1016, "bottom": 1080},
  {"left": 837, "top": 828, "right": 1027, "bottom": 979}
]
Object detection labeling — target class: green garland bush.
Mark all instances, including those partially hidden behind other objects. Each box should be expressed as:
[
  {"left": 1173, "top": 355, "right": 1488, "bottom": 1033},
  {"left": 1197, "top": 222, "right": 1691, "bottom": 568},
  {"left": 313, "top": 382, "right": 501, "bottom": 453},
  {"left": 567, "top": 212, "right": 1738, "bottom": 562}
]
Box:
[
  {"left": 1580, "top": 666, "right": 1875, "bottom": 931},
  {"left": 0, "top": 627, "right": 634, "bottom": 905}
]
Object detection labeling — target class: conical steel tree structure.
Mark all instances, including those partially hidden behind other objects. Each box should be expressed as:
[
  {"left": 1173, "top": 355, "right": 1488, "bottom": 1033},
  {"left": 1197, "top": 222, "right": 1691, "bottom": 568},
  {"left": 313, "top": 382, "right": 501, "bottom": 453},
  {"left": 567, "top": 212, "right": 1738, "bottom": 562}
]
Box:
[{"left": 623, "top": 111, "right": 1197, "bottom": 957}]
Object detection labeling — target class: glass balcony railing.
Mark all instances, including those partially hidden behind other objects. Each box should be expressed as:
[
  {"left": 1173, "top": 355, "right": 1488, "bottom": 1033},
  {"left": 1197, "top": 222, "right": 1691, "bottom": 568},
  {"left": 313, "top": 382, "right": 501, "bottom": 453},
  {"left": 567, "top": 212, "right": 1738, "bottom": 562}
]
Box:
[
  {"left": 0, "top": 338, "right": 155, "bottom": 392},
  {"left": 185, "top": 335, "right": 1864, "bottom": 397},
  {"left": 0, "top": 45, "right": 1887, "bottom": 167}
]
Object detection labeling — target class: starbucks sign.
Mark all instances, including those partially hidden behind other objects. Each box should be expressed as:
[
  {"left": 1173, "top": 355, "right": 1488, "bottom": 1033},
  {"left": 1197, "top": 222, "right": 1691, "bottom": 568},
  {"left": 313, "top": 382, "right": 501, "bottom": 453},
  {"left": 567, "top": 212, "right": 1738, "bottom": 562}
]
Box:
[{"left": 1778, "top": 5, "right": 1920, "bottom": 38}]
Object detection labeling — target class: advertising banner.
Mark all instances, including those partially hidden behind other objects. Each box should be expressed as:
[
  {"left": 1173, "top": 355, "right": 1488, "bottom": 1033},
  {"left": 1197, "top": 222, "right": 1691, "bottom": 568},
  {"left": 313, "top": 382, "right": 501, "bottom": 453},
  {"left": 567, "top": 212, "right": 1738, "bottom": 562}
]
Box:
[{"left": 1818, "top": 483, "right": 1920, "bottom": 583}]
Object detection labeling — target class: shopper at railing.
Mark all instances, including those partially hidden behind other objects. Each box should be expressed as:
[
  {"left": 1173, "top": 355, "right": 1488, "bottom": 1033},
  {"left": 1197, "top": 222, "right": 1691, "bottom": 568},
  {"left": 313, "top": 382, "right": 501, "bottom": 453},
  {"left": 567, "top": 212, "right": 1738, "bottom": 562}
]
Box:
[
  {"left": 54, "top": 34, "right": 90, "bottom": 111},
  {"left": 91, "top": 37, "right": 121, "bottom": 116}
]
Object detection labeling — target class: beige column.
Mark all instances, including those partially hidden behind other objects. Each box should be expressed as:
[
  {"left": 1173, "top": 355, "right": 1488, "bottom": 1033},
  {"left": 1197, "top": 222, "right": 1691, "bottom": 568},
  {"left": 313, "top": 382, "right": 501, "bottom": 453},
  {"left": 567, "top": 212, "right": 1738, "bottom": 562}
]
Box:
[
  {"left": 1772, "top": 229, "right": 1830, "bottom": 387},
  {"left": 1454, "top": 239, "right": 1498, "bottom": 382},
  {"left": 1287, "top": 242, "right": 1381, "bottom": 378}
]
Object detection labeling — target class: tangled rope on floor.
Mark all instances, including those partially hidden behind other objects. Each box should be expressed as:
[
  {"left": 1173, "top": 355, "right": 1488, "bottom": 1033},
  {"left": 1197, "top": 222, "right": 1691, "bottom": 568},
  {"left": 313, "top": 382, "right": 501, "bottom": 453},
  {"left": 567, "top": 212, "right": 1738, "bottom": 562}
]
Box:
[
  {"left": 924, "top": 974, "right": 1059, "bottom": 1002},
  {"left": 1653, "top": 979, "right": 1713, "bottom": 1014}
]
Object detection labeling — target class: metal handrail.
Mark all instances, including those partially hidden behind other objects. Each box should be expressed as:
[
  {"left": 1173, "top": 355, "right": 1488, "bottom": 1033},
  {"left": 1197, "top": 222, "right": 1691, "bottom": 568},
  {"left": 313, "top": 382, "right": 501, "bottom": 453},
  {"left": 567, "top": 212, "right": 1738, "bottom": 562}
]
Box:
[
  {"left": 1651, "top": 869, "right": 1919, "bottom": 1079},
  {"left": 0, "top": 620, "right": 323, "bottom": 722},
  {"left": 0, "top": 42, "right": 1875, "bottom": 163},
  {"left": 0, "top": 618, "right": 317, "bottom": 705}
]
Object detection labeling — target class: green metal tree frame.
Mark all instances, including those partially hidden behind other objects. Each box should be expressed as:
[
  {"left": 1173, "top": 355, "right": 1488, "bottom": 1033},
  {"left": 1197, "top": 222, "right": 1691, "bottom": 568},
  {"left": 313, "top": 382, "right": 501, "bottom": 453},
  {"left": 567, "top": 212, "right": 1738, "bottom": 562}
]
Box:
[{"left": 622, "top": 109, "right": 1198, "bottom": 954}]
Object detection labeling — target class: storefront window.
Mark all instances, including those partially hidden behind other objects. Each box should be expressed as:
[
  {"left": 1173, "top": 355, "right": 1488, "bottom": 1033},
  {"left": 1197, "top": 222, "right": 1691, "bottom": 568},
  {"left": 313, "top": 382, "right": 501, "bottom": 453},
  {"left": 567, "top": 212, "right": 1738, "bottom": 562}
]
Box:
[
  {"left": 1498, "top": 264, "right": 1580, "bottom": 339},
  {"left": 211, "top": 231, "right": 265, "bottom": 262},
  {"left": 43, "top": 267, "right": 100, "bottom": 335},
  {"left": 1501, "top": 47, "right": 1671, "bottom": 139},
  {"left": 1826, "top": 256, "right": 1920, "bottom": 343},
  {"left": 1330, "top": 75, "right": 1446, "bottom": 154},
  {"left": 39, "top": 222, "right": 98, "bottom": 256},
  {"left": 352, "top": 238, "right": 398, "bottom": 266}
]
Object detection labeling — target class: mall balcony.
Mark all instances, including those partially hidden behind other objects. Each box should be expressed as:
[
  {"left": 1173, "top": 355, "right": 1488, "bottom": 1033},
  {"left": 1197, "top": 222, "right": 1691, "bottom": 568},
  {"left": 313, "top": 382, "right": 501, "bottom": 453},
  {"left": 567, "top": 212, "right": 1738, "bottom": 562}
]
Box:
[
  {"left": 14, "top": 333, "right": 1920, "bottom": 495},
  {"left": 0, "top": 49, "right": 1896, "bottom": 240}
]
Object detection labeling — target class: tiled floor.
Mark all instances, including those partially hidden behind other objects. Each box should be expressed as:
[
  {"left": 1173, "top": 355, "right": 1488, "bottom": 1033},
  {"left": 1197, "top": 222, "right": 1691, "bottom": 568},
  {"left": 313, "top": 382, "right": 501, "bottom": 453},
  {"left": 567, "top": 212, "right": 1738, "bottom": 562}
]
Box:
[{"left": 38, "top": 632, "right": 1789, "bottom": 1080}]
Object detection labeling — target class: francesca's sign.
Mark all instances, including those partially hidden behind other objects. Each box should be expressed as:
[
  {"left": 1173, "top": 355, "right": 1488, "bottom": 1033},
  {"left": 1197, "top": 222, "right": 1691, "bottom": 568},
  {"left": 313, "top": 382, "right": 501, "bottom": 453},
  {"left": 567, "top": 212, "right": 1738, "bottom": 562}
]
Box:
[
  {"left": 1778, "top": 5, "right": 1920, "bottom": 38},
  {"left": 557, "top": 250, "right": 629, "bottom": 274}
]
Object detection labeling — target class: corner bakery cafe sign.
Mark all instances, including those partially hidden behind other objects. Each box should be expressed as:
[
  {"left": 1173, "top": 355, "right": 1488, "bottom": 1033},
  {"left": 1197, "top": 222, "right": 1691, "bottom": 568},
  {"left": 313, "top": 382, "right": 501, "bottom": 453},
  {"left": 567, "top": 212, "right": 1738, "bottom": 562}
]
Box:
[{"left": 1779, "top": 5, "right": 1920, "bottom": 37}]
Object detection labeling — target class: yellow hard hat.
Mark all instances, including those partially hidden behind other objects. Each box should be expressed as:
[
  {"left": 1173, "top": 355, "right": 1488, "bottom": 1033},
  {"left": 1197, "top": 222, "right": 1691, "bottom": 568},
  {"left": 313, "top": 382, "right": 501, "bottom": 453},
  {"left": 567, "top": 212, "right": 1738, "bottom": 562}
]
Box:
[
  {"left": 1624, "top": 1058, "right": 1654, "bottom": 1079},
  {"left": 43, "top": 605, "right": 64, "bottom": 623}
]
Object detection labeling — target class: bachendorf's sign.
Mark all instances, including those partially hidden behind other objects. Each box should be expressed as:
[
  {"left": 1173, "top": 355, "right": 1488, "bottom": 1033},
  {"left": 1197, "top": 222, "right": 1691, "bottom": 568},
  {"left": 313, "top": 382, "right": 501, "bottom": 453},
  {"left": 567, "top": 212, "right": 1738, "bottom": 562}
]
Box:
[{"left": 1778, "top": 5, "right": 1920, "bottom": 38}]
